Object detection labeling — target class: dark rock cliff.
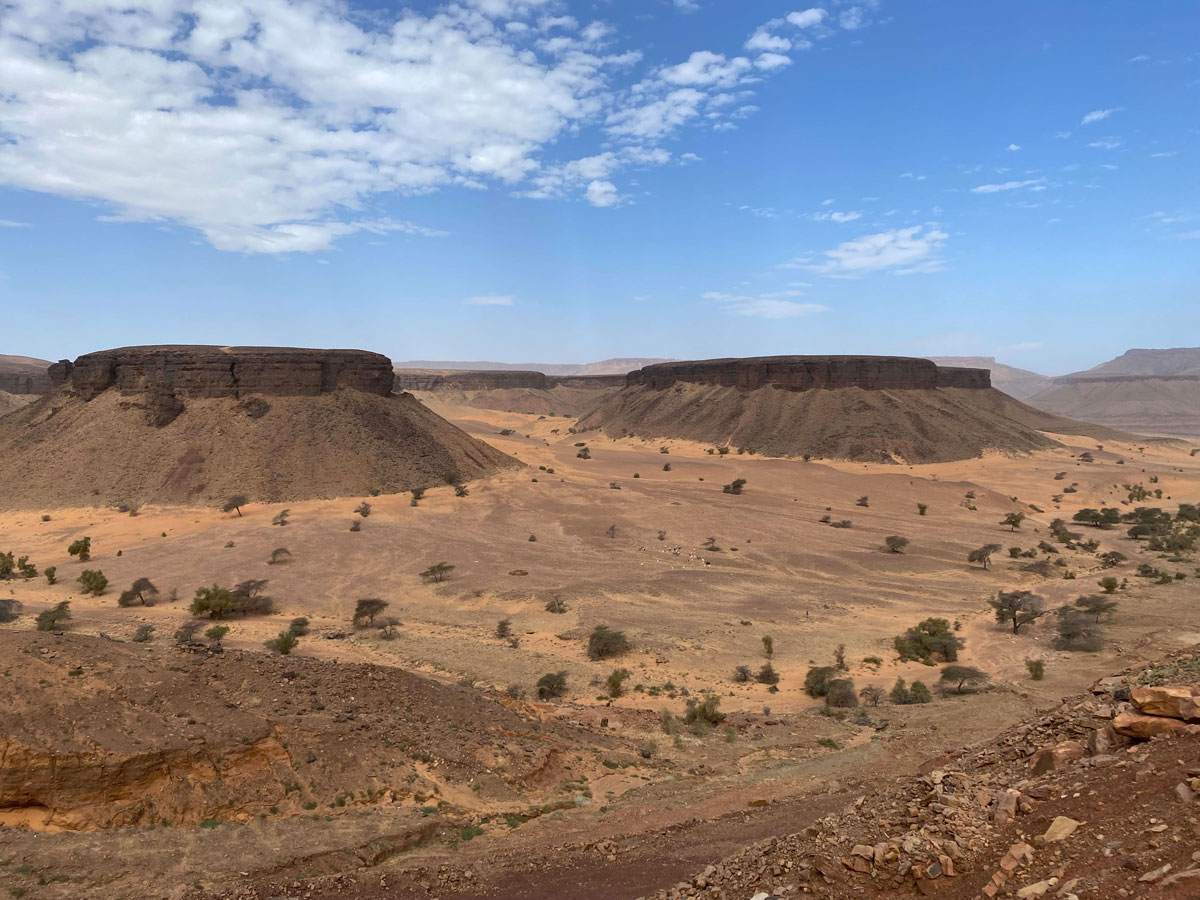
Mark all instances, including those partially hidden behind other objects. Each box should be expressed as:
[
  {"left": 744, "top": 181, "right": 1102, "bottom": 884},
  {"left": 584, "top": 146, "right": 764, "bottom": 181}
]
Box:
[
  {"left": 625, "top": 356, "right": 990, "bottom": 391},
  {"left": 394, "top": 370, "right": 548, "bottom": 391},
  {"left": 49, "top": 346, "right": 395, "bottom": 401},
  {"left": 0, "top": 372, "right": 51, "bottom": 395}
]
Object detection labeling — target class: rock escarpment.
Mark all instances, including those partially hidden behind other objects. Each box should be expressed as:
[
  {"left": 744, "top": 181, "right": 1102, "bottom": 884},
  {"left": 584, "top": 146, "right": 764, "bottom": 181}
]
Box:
[
  {"left": 394, "top": 369, "right": 548, "bottom": 392},
  {"left": 0, "top": 346, "right": 519, "bottom": 507},
  {"left": 0, "top": 353, "right": 53, "bottom": 394},
  {"left": 1026, "top": 374, "right": 1200, "bottom": 436},
  {"left": 626, "top": 356, "right": 991, "bottom": 391},
  {"left": 580, "top": 355, "right": 1071, "bottom": 463},
  {"left": 52, "top": 345, "right": 394, "bottom": 400}
]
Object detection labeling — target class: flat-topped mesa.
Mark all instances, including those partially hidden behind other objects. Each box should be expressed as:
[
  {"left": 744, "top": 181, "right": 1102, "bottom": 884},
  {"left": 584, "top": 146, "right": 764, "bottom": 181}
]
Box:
[
  {"left": 49, "top": 346, "right": 395, "bottom": 401},
  {"left": 0, "top": 372, "right": 51, "bottom": 395},
  {"left": 394, "top": 370, "right": 548, "bottom": 392},
  {"left": 546, "top": 374, "right": 628, "bottom": 389},
  {"left": 626, "top": 356, "right": 991, "bottom": 391}
]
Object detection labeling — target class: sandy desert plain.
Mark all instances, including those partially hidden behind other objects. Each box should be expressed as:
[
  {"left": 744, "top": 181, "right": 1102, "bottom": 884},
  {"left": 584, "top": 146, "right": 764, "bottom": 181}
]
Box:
[{"left": 1, "top": 370, "right": 1199, "bottom": 900}]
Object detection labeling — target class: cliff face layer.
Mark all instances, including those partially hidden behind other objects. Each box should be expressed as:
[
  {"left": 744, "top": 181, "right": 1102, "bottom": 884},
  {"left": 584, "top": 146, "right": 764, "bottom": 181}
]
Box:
[
  {"left": 52, "top": 345, "right": 394, "bottom": 400},
  {"left": 626, "top": 355, "right": 991, "bottom": 391},
  {"left": 0, "top": 346, "right": 519, "bottom": 508},
  {"left": 0, "top": 353, "right": 53, "bottom": 394},
  {"left": 579, "top": 356, "right": 1069, "bottom": 463}
]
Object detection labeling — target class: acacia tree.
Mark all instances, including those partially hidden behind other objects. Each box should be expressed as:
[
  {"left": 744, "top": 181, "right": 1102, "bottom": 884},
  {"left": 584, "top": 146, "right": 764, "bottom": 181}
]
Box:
[
  {"left": 1074, "top": 594, "right": 1118, "bottom": 622},
  {"left": 222, "top": 494, "right": 248, "bottom": 517},
  {"left": 939, "top": 665, "right": 989, "bottom": 694},
  {"left": 67, "top": 537, "right": 91, "bottom": 562},
  {"left": 968, "top": 544, "right": 1002, "bottom": 570},
  {"left": 36, "top": 601, "right": 71, "bottom": 632},
  {"left": 420, "top": 562, "right": 455, "bottom": 583},
  {"left": 1000, "top": 512, "right": 1026, "bottom": 532},
  {"left": 353, "top": 597, "right": 388, "bottom": 626},
  {"left": 989, "top": 590, "right": 1046, "bottom": 634},
  {"left": 885, "top": 536, "right": 909, "bottom": 554}
]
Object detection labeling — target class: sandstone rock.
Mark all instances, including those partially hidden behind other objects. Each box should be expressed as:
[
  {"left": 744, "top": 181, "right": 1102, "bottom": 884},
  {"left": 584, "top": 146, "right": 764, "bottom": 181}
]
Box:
[
  {"left": 51, "top": 345, "right": 395, "bottom": 400},
  {"left": 1030, "top": 741, "right": 1085, "bottom": 774},
  {"left": 1113, "top": 709, "right": 1190, "bottom": 739},
  {"left": 993, "top": 788, "right": 1020, "bottom": 824},
  {"left": 1017, "top": 877, "right": 1058, "bottom": 898},
  {"left": 1139, "top": 863, "right": 1171, "bottom": 882},
  {"left": 1130, "top": 685, "right": 1200, "bottom": 721},
  {"left": 1041, "top": 816, "right": 1081, "bottom": 843}
]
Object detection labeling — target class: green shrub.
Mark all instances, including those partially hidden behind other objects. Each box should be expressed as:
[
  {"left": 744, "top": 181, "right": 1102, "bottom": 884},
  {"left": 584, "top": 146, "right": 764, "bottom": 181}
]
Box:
[
  {"left": 536, "top": 671, "right": 568, "bottom": 700},
  {"left": 824, "top": 678, "right": 858, "bottom": 708},
  {"left": 264, "top": 630, "right": 297, "bottom": 655},
  {"left": 587, "top": 625, "right": 629, "bottom": 660},
  {"left": 1025, "top": 659, "right": 1045, "bottom": 681},
  {"left": 77, "top": 569, "right": 108, "bottom": 596},
  {"left": 805, "top": 665, "right": 836, "bottom": 697},
  {"left": 36, "top": 601, "right": 71, "bottom": 632}
]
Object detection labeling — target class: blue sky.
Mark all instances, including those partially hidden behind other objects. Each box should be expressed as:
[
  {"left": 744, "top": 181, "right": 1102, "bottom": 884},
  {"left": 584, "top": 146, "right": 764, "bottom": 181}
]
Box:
[{"left": 0, "top": 0, "right": 1196, "bottom": 375}]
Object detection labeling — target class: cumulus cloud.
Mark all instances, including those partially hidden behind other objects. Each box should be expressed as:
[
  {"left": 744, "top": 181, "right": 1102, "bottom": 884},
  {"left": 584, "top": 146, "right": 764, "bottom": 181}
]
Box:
[
  {"left": 789, "top": 225, "right": 948, "bottom": 276},
  {"left": 1007, "top": 143, "right": 1021, "bottom": 151},
  {"left": 703, "top": 290, "right": 828, "bottom": 319},
  {"left": 0, "top": 0, "right": 879, "bottom": 252},
  {"left": 466, "top": 294, "right": 515, "bottom": 306},
  {"left": 0, "top": 0, "right": 641, "bottom": 252},
  {"left": 787, "top": 9, "right": 829, "bottom": 28},
  {"left": 970, "top": 179, "right": 1044, "bottom": 193}
]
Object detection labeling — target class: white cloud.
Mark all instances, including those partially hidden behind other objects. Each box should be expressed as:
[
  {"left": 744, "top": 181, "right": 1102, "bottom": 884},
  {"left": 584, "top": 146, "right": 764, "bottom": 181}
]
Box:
[
  {"left": 660, "top": 51, "right": 752, "bottom": 87},
  {"left": 839, "top": 7, "right": 866, "bottom": 29},
  {"left": 792, "top": 225, "right": 948, "bottom": 276},
  {"left": 811, "top": 210, "right": 862, "bottom": 223},
  {"left": 585, "top": 180, "right": 620, "bottom": 207},
  {"left": 1081, "top": 108, "right": 1118, "bottom": 125},
  {"left": 755, "top": 52, "right": 793, "bottom": 71},
  {"left": 703, "top": 290, "right": 828, "bottom": 319},
  {"left": 1177, "top": 231, "right": 1200, "bottom": 240},
  {"left": 786, "top": 9, "right": 829, "bottom": 29},
  {"left": 745, "top": 28, "right": 791, "bottom": 53},
  {"left": 1150, "top": 151, "right": 1178, "bottom": 158},
  {"left": 466, "top": 294, "right": 515, "bottom": 306},
  {"left": 970, "top": 179, "right": 1044, "bottom": 193},
  {"left": 1087, "top": 138, "right": 1123, "bottom": 150},
  {"left": 0, "top": 0, "right": 635, "bottom": 253},
  {"left": 1055, "top": 130, "right": 1072, "bottom": 140},
  {"left": 1007, "top": 143, "right": 1021, "bottom": 151},
  {"left": 673, "top": 0, "right": 701, "bottom": 12},
  {"left": 0, "top": 219, "right": 31, "bottom": 228},
  {"left": 1129, "top": 54, "right": 1150, "bottom": 63}
]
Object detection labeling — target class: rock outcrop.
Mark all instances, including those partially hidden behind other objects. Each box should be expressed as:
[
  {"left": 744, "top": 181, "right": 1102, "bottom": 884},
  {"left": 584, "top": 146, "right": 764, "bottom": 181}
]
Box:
[
  {"left": 624, "top": 355, "right": 991, "bottom": 391},
  {"left": 51, "top": 345, "right": 394, "bottom": 401},
  {"left": 0, "top": 353, "right": 53, "bottom": 394},
  {"left": 394, "top": 369, "right": 548, "bottom": 392}
]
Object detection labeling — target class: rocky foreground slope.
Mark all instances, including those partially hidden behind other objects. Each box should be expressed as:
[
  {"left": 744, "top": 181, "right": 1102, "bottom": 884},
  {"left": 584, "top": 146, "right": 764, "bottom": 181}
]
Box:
[
  {"left": 0, "top": 346, "right": 518, "bottom": 507},
  {"left": 577, "top": 356, "right": 1115, "bottom": 463},
  {"left": 645, "top": 654, "right": 1200, "bottom": 900}
]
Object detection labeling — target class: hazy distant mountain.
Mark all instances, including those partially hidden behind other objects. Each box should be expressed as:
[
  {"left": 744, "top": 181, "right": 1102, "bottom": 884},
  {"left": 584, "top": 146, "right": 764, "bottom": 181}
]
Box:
[
  {"left": 1022, "top": 347, "right": 1200, "bottom": 437},
  {"left": 1064, "top": 347, "right": 1200, "bottom": 378},
  {"left": 0, "top": 354, "right": 53, "bottom": 394},
  {"left": 392, "top": 358, "right": 672, "bottom": 376},
  {"left": 927, "top": 356, "right": 1052, "bottom": 401}
]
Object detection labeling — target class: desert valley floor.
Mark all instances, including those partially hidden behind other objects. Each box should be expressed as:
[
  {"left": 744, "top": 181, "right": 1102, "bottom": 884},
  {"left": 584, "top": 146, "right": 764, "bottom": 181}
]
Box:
[{"left": 1, "top": 399, "right": 1198, "bottom": 900}]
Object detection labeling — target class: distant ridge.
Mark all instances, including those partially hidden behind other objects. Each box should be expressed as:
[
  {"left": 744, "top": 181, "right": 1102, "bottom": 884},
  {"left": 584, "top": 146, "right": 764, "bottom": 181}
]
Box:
[
  {"left": 1063, "top": 347, "right": 1200, "bottom": 378},
  {"left": 1024, "top": 348, "right": 1200, "bottom": 436},
  {"left": 392, "top": 357, "right": 673, "bottom": 376},
  {"left": 927, "top": 356, "right": 1052, "bottom": 401}
]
